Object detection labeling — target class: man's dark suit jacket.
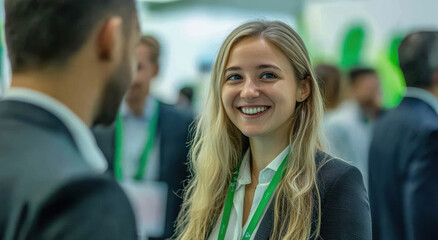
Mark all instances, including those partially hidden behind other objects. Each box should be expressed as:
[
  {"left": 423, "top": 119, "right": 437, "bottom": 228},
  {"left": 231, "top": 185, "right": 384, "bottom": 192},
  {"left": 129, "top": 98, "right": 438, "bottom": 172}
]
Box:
[
  {"left": 93, "top": 102, "right": 193, "bottom": 239},
  {"left": 0, "top": 100, "right": 137, "bottom": 240},
  {"left": 253, "top": 151, "right": 372, "bottom": 240},
  {"left": 369, "top": 97, "right": 438, "bottom": 240}
]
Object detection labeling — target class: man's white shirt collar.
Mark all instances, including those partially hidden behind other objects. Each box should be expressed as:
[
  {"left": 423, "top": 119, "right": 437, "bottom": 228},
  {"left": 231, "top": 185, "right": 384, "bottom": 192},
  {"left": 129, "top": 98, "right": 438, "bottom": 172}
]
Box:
[
  {"left": 2, "top": 87, "right": 107, "bottom": 173},
  {"left": 120, "top": 96, "right": 157, "bottom": 121}
]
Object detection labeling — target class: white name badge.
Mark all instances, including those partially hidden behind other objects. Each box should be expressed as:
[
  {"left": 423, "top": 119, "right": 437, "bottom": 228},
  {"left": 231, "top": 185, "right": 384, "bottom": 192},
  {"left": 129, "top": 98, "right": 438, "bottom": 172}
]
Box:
[{"left": 121, "top": 180, "right": 168, "bottom": 239}]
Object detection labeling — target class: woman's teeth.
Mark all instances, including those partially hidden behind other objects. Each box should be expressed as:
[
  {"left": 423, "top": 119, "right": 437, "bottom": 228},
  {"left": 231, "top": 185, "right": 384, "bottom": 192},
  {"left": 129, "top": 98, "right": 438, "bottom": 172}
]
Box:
[{"left": 241, "top": 107, "right": 268, "bottom": 115}]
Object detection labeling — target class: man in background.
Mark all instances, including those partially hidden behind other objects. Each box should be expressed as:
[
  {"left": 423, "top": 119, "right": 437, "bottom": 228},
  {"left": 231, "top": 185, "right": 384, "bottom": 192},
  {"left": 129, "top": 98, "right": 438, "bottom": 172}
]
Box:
[
  {"left": 369, "top": 31, "right": 438, "bottom": 240},
  {"left": 176, "top": 86, "right": 195, "bottom": 114},
  {"left": 94, "top": 35, "right": 193, "bottom": 240},
  {"left": 325, "top": 67, "right": 382, "bottom": 188},
  {"left": 0, "top": 0, "right": 140, "bottom": 239}
]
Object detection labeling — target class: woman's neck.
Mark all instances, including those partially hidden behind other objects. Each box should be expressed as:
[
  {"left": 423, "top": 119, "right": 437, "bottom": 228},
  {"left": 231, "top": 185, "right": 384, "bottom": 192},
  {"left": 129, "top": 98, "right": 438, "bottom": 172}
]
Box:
[{"left": 249, "top": 134, "right": 289, "bottom": 179}]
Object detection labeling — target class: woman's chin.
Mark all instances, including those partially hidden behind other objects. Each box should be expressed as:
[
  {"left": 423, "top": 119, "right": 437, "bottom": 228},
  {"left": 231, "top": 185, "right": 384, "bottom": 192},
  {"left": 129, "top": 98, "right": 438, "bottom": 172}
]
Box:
[{"left": 240, "top": 129, "right": 265, "bottom": 138}]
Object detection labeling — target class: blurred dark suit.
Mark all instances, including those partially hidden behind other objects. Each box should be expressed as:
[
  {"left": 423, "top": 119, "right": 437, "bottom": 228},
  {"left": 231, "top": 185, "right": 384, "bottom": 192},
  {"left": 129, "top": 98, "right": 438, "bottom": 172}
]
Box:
[
  {"left": 93, "top": 102, "right": 193, "bottom": 239},
  {"left": 369, "top": 95, "right": 438, "bottom": 240},
  {"left": 0, "top": 100, "right": 137, "bottom": 240}
]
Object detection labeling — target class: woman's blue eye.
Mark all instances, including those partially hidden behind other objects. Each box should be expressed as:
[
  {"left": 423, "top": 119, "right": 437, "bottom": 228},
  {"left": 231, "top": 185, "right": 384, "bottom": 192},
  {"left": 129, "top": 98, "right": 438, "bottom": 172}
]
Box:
[
  {"left": 227, "top": 75, "right": 242, "bottom": 80},
  {"left": 261, "top": 73, "right": 276, "bottom": 79}
]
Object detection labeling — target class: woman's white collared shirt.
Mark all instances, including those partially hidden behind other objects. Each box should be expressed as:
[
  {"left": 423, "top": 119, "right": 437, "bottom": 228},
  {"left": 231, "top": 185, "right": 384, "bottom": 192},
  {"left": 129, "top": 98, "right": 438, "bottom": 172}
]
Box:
[{"left": 208, "top": 146, "right": 290, "bottom": 240}]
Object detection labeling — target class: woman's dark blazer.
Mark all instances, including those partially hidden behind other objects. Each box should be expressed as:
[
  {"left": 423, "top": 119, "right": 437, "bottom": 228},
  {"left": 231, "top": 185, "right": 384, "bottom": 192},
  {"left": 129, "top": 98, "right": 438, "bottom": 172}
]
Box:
[{"left": 254, "top": 151, "right": 372, "bottom": 240}]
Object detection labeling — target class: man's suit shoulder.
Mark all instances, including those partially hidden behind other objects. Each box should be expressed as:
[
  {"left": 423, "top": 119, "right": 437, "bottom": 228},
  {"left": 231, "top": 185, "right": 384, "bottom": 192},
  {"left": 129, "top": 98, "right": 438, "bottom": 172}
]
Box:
[
  {"left": 372, "top": 98, "right": 438, "bottom": 161},
  {"left": 159, "top": 103, "right": 193, "bottom": 125},
  {"left": 0, "top": 111, "right": 99, "bottom": 210},
  {"left": 0, "top": 113, "right": 90, "bottom": 178},
  {"left": 158, "top": 103, "right": 194, "bottom": 142},
  {"left": 376, "top": 97, "right": 438, "bottom": 133},
  {"left": 23, "top": 174, "right": 137, "bottom": 240},
  {"left": 0, "top": 101, "right": 137, "bottom": 240}
]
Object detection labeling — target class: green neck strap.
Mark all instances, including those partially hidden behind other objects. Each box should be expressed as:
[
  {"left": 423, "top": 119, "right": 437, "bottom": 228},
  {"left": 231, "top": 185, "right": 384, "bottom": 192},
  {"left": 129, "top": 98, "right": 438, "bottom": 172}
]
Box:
[
  {"left": 114, "top": 102, "right": 160, "bottom": 181},
  {"left": 218, "top": 153, "right": 289, "bottom": 240}
]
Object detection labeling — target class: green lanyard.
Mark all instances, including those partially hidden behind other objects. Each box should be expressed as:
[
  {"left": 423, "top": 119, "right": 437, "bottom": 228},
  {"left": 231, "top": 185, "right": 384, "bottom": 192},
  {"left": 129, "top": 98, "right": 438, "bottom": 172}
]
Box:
[
  {"left": 218, "top": 153, "right": 289, "bottom": 240},
  {"left": 114, "top": 102, "right": 160, "bottom": 181}
]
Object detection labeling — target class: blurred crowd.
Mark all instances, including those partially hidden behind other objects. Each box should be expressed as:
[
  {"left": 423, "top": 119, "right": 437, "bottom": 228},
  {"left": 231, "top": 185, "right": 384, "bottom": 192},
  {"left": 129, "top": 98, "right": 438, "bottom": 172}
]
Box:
[
  {"left": 104, "top": 32, "right": 437, "bottom": 240},
  {"left": 0, "top": 1, "right": 437, "bottom": 240}
]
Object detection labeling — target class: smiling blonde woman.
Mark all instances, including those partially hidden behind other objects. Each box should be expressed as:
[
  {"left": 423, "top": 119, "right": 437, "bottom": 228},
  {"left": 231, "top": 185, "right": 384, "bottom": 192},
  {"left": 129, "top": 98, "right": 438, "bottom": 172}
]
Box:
[{"left": 175, "top": 21, "right": 371, "bottom": 240}]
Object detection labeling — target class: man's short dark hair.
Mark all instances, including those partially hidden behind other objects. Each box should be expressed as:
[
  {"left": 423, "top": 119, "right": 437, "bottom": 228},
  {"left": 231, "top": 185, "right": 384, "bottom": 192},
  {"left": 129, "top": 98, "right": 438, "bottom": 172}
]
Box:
[
  {"left": 348, "top": 67, "right": 376, "bottom": 85},
  {"left": 180, "top": 86, "right": 194, "bottom": 103},
  {"left": 5, "top": 0, "right": 136, "bottom": 72},
  {"left": 398, "top": 31, "right": 438, "bottom": 88}
]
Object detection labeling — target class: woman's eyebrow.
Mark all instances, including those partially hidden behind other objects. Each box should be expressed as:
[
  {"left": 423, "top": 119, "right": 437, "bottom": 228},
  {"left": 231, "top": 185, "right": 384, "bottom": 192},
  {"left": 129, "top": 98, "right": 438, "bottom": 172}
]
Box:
[
  {"left": 256, "top": 64, "right": 281, "bottom": 70},
  {"left": 224, "top": 66, "right": 242, "bottom": 72},
  {"left": 225, "top": 64, "right": 281, "bottom": 72}
]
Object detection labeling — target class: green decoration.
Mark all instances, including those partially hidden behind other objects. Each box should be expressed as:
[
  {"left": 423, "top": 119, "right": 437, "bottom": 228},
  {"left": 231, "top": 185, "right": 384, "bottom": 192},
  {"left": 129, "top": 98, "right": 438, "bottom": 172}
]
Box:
[
  {"left": 374, "top": 34, "right": 406, "bottom": 109},
  {"left": 340, "top": 25, "right": 366, "bottom": 70}
]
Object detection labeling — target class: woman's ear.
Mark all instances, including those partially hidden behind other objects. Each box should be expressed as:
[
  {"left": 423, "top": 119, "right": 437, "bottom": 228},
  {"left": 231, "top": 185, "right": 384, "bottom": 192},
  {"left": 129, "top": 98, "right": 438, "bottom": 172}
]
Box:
[{"left": 296, "top": 76, "right": 312, "bottom": 102}]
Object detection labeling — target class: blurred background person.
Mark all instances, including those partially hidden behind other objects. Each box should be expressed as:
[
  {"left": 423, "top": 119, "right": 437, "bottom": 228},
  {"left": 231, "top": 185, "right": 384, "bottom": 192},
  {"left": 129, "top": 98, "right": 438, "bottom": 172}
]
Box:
[
  {"left": 0, "top": 0, "right": 139, "bottom": 239},
  {"left": 93, "top": 35, "right": 193, "bottom": 240},
  {"left": 324, "top": 67, "right": 383, "bottom": 188},
  {"left": 175, "top": 86, "right": 195, "bottom": 113},
  {"left": 315, "top": 64, "right": 343, "bottom": 112},
  {"left": 369, "top": 31, "right": 438, "bottom": 240}
]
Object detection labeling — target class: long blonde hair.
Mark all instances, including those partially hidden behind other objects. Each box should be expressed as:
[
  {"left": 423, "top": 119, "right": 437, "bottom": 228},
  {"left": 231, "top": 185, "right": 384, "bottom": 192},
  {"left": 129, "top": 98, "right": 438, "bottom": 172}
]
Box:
[{"left": 176, "top": 21, "right": 325, "bottom": 240}]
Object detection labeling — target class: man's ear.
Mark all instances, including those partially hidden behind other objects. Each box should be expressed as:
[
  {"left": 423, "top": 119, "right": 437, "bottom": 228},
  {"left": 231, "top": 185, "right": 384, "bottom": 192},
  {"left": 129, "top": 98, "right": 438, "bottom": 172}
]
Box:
[
  {"left": 296, "top": 76, "right": 312, "bottom": 102},
  {"left": 96, "top": 17, "right": 123, "bottom": 62}
]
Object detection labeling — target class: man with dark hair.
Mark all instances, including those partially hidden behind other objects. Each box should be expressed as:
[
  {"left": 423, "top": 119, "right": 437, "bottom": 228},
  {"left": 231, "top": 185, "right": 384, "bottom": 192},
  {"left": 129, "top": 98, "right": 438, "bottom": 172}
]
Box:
[
  {"left": 0, "top": 0, "right": 140, "bottom": 239},
  {"left": 348, "top": 68, "right": 382, "bottom": 116},
  {"left": 325, "top": 67, "right": 382, "bottom": 189},
  {"left": 176, "top": 86, "right": 195, "bottom": 111},
  {"left": 369, "top": 31, "right": 438, "bottom": 240},
  {"left": 93, "top": 35, "right": 193, "bottom": 239}
]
